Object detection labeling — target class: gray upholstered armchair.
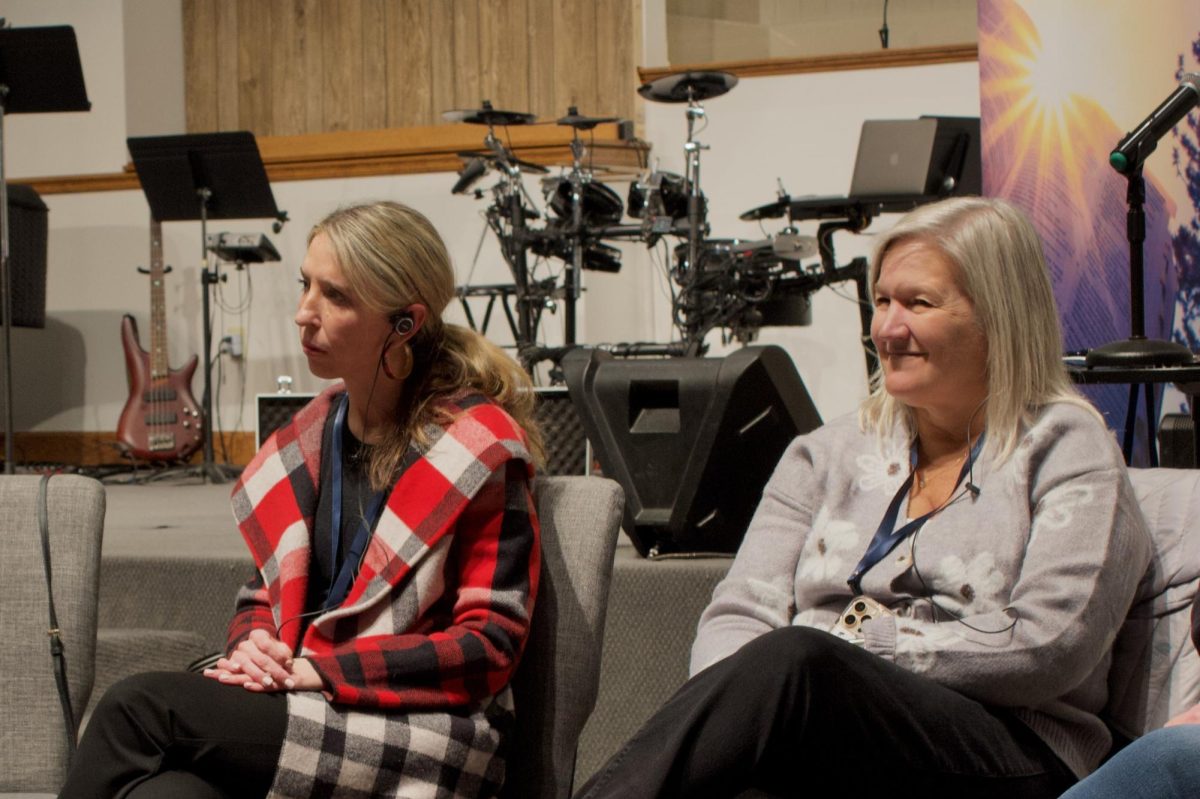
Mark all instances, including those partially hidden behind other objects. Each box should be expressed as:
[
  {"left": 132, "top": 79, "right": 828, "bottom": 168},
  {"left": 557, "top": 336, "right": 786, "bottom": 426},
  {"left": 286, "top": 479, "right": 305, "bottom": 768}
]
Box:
[
  {"left": 0, "top": 475, "right": 105, "bottom": 798},
  {"left": 502, "top": 476, "right": 624, "bottom": 799}
]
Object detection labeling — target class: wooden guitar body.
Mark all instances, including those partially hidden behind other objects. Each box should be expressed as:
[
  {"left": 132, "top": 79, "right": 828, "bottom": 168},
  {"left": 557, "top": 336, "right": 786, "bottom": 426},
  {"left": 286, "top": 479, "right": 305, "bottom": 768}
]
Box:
[
  {"left": 117, "top": 315, "right": 203, "bottom": 461},
  {"left": 116, "top": 218, "right": 204, "bottom": 462}
]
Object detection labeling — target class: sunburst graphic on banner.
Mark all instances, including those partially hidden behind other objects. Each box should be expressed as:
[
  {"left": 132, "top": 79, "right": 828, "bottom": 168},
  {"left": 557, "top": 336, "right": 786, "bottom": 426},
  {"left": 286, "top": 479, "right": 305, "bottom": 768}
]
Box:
[
  {"left": 978, "top": 0, "right": 1192, "bottom": 458},
  {"left": 979, "top": 1, "right": 1126, "bottom": 285}
]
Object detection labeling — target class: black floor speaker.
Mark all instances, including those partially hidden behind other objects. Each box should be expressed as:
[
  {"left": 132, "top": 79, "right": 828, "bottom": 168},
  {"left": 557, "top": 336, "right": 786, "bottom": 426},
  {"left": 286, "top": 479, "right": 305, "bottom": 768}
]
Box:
[
  {"left": 5, "top": 183, "right": 49, "bottom": 328},
  {"left": 563, "top": 345, "right": 822, "bottom": 556}
]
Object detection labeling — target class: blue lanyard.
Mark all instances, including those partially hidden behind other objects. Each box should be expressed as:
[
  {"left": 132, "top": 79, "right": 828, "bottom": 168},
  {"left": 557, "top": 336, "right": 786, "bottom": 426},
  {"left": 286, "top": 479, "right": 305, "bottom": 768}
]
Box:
[
  {"left": 325, "top": 394, "right": 388, "bottom": 610},
  {"left": 847, "top": 431, "right": 985, "bottom": 595}
]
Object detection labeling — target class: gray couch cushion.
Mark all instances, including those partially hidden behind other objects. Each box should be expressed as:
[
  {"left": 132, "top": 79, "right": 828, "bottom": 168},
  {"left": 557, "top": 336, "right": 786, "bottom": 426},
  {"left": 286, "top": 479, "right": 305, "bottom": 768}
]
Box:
[{"left": 1105, "top": 468, "right": 1200, "bottom": 739}]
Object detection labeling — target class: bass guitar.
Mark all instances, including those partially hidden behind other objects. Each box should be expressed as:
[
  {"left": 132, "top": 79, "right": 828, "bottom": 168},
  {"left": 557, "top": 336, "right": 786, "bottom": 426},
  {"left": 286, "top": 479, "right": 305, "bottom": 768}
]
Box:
[{"left": 117, "top": 217, "right": 203, "bottom": 461}]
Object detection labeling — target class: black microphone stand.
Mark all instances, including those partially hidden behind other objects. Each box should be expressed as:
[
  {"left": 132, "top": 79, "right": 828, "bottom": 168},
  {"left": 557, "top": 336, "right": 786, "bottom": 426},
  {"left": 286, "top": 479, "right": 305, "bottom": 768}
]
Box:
[{"left": 1085, "top": 165, "right": 1192, "bottom": 366}]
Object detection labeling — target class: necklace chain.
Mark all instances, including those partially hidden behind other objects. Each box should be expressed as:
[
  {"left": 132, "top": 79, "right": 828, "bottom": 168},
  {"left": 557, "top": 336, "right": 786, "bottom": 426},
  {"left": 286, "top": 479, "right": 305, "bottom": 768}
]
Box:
[{"left": 915, "top": 449, "right": 969, "bottom": 492}]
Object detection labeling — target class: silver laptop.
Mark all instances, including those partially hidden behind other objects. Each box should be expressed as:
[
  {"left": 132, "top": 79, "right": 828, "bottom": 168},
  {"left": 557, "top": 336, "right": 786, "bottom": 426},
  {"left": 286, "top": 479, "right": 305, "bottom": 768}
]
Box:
[
  {"left": 848, "top": 118, "right": 940, "bottom": 197},
  {"left": 784, "top": 118, "right": 944, "bottom": 219}
]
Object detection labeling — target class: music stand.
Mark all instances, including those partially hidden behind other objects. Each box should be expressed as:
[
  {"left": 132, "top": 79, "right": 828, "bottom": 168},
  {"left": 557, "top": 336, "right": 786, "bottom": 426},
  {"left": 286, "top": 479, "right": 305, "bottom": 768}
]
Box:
[
  {"left": 127, "top": 131, "right": 280, "bottom": 483},
  {"left": 0, "top": 25, "right": 90, "bottom": 474}
]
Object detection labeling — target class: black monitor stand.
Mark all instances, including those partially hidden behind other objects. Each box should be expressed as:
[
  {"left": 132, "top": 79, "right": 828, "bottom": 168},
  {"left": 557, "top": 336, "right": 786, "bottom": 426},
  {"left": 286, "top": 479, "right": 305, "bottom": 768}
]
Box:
[
  {"left": 127, "top": 132, "right": 281, "bottom": 483},
  {"left": 0, "top": 25, "right": 90, "bottom": 473}
]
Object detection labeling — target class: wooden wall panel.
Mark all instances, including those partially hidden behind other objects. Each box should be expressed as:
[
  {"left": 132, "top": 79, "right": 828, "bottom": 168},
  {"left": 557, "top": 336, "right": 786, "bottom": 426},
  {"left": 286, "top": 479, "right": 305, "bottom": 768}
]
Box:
[
  {"left": 552, "top": 0, "right": 599, "bottom": 117},
  {"left": 270, "top": 2, "right": 308, "bottom": 135},
  {"left": 361, "top": 0, "right": 389, "bottom": 130},
  {"left": 215, "top": 1, "right": 240, "bottom": 130},
  {"left": 596, "top": 0, "right": 636, "bottom": 122},
  {"left": 525, "top": 0, "right": 558, "bottom": 121},
  {"left": 429, "top": 1, "right": 457, "bottom": 121},
  {"left": 183, "top": 0, "right": 641, "bottom": 137},
  {"left": 183, "top": 0, "right": 218, "bottom": 132},
  {"left": 452, "top": 0, "right": 482, "bottom": 110},
  {"left": 323, "top": 0, "right": 365, "bottom": 131},
  {"left": 236, "top": 0, "right": 274, "bottom": 135},
  {"left": 387, "top": 0, "right": 434, "bottom": 126},
  {"left": 479, "top": 0, "right": 528, "bottom": 114},
  {"left": 301, "top": 0, "right": 326, "bottom": 133}
]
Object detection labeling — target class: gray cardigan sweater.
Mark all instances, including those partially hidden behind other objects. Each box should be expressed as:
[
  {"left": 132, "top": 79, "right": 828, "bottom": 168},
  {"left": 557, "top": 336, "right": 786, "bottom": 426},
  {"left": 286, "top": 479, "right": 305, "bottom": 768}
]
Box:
[{"left": 691, "top": 402, "right": 1152, "bottom": 778}]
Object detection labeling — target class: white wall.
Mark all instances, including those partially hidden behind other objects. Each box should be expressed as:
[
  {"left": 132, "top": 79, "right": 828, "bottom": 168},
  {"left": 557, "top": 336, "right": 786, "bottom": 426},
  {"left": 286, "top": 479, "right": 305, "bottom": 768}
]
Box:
[
  {"left": 4, "top": 0, "right": 130, "bottom": 177},
  {"left": 2, "top": 1, "right": 981, "bottom": 437},
  {"left": 122, "top": 0, "right": 186, "bottom": 138}
]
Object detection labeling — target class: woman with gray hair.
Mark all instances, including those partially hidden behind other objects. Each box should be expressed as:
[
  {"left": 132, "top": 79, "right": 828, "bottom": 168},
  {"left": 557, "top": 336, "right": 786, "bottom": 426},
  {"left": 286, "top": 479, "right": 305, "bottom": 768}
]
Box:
[{"left": 577, "top": 196, "right": 1151, "bottom": 798}]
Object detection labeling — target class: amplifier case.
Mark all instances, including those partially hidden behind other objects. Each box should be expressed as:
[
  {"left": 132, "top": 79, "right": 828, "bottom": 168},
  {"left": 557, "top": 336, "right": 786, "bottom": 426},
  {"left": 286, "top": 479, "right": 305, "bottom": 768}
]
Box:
[
  {"left": 533, "top": 386, "right": 590, "bottom": 476},
  {"left": 255, "top": 393, "right": 317, "bottom": 449}
]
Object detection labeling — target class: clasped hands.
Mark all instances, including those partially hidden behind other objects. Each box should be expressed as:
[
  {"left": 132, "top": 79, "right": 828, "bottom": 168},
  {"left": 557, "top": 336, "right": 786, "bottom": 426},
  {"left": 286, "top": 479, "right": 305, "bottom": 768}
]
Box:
[{"left": 203, "top": 629, "right": 325, "bottom": 694}]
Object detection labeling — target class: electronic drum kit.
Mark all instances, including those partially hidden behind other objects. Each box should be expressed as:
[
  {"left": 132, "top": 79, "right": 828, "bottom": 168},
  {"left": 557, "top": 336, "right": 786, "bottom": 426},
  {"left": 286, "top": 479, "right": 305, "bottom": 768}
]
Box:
[{"left": 445, "top": 70, "right": 863, "bottom": 363}]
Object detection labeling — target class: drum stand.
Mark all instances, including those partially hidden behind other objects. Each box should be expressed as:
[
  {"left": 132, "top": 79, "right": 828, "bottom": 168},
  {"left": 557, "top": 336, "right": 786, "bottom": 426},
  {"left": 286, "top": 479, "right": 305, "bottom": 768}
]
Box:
[
  {"left": 682, "top": 90, "right": 708, "bottom": 324},
  {"left": 481, "top": 126, "right": 538, "bottom": 348},
  {"left": 636, "top": 71, "right": 737, "bottom": 356},
  {"left": 563, "top": 134, "right": 587, "bottom": 346}
]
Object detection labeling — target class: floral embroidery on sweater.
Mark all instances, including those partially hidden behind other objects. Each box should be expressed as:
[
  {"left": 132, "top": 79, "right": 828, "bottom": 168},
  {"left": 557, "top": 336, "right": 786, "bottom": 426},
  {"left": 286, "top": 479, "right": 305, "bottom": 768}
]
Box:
[{"left": 796, "top": 507, "right": 861, "bottom": 583}]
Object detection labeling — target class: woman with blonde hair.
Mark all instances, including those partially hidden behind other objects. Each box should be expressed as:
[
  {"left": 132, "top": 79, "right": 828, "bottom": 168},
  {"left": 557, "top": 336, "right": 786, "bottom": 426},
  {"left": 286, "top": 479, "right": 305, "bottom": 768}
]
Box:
[
  {"left": 60, "top": 201, "right": 541, "bottom": 798},
  {"left": 577, "top": 196, "right": 1151, "bottom": 798}
]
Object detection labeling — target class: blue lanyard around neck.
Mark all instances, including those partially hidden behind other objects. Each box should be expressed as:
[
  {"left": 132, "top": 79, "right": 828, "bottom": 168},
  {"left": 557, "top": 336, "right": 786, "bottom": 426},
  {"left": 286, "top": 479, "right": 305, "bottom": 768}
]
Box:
[
  {"left": 325, "top": 394, "right": 388, "bottom": 611},
  {"left": 846, "top": 431, "right": 985, "bottom": 596}
]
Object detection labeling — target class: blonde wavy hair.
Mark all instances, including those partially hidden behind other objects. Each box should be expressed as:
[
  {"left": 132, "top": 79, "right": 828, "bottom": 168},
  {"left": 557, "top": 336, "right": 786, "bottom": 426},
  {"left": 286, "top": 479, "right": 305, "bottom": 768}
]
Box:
[
  {"left": 311, "top": 201, "right": 543, "bottom": 489},
  {"left": 859, "top": 196, "right": 1099, "bottom": 462}
]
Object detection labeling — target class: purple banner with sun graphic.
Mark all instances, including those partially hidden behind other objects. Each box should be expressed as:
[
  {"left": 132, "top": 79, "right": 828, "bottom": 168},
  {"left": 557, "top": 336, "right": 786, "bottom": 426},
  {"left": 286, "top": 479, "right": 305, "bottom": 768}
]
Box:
[{"left": 978, "top": 0, "right": 1200, "bottom": 456}]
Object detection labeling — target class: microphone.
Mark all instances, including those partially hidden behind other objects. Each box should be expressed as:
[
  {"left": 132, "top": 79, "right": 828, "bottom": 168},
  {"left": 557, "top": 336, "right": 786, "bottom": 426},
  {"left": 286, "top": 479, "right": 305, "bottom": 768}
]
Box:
[
  {"left": 1110, "top": 72, "right": 1200, "bottom": 174},
  {"left": 451, "top": 157, "right": 487, "bottom": 195}
]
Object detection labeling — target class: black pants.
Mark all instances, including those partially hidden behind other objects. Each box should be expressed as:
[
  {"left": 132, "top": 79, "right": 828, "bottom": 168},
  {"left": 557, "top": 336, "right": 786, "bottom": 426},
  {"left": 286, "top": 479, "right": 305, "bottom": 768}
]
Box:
[
  {"left": 58, "top": 671, "right": 288, "bottom": 799},
  {"left": 576, "top": 626, "right": 1077, "bottom": 799}
]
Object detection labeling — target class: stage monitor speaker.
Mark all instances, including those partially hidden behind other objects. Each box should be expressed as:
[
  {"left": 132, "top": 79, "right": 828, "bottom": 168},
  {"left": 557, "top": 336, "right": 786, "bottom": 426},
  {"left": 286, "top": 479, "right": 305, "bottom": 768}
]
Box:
[
  {"left": 5, "top": 183, "right": 49, "bottom": 328},
  {"left": 563, "top": 345, "right": 822, "bottom": 556},
  {"left": 533, "top": 386, "right": 590, "bottom": 476},
  {"left": 256, "top": 393, "right": 317, "bottom": 449}
]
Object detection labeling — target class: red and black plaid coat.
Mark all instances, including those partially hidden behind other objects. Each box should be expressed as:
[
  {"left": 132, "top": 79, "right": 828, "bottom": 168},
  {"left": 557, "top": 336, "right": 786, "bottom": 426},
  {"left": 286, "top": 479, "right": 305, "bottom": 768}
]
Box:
[{"left": 226, "top": 385, "right": 539, "bottom": 798}]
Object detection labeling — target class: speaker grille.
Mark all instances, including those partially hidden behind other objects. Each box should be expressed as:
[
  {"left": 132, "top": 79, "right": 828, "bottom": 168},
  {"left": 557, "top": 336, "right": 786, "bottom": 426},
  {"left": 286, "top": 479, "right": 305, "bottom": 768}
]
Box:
[{"left": 534, "top": 388, "right": 588, "bottom": 476}]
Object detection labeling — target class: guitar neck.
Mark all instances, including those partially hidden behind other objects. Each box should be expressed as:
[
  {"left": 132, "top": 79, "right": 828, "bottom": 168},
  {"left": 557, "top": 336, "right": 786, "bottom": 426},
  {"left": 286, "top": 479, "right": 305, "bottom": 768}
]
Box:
[{"left": 148, "top": 217, "right": 168, "bottom": 381}]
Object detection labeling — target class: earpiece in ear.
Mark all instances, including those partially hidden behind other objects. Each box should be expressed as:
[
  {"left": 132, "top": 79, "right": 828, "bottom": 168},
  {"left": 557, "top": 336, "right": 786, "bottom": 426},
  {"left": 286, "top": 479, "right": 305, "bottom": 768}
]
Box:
[{"left": 392, "top": 313, "right": 415, "bottom": 336}]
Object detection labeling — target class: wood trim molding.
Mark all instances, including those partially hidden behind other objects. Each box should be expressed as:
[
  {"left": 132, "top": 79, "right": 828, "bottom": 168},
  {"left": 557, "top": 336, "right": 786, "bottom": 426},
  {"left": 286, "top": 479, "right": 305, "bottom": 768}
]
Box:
[
  {"left": 16, "top": 123, "right": 649, "bottom": 196},
  {"left": 8, "top": 431, "right": 257, "bottom": 468},
  {"left": 638, "top": 43, "right": 978, "bottom": 84},
  {"left": 18, "top": 45, "right": 973, "bottom": 197}
]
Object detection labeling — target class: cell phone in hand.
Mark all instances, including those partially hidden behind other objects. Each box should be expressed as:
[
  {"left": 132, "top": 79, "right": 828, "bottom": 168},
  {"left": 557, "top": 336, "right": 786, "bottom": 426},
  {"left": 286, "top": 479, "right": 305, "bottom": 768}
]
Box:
[{"left": 829, "top": 595, "right": 893, "bottom": 644}]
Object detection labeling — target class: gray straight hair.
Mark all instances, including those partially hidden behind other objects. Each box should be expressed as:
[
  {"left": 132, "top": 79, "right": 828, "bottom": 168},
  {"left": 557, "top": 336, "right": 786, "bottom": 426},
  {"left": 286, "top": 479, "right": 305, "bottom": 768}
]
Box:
[{"left": 859, "top": 196, "right": 1100, "bottom": 463}]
